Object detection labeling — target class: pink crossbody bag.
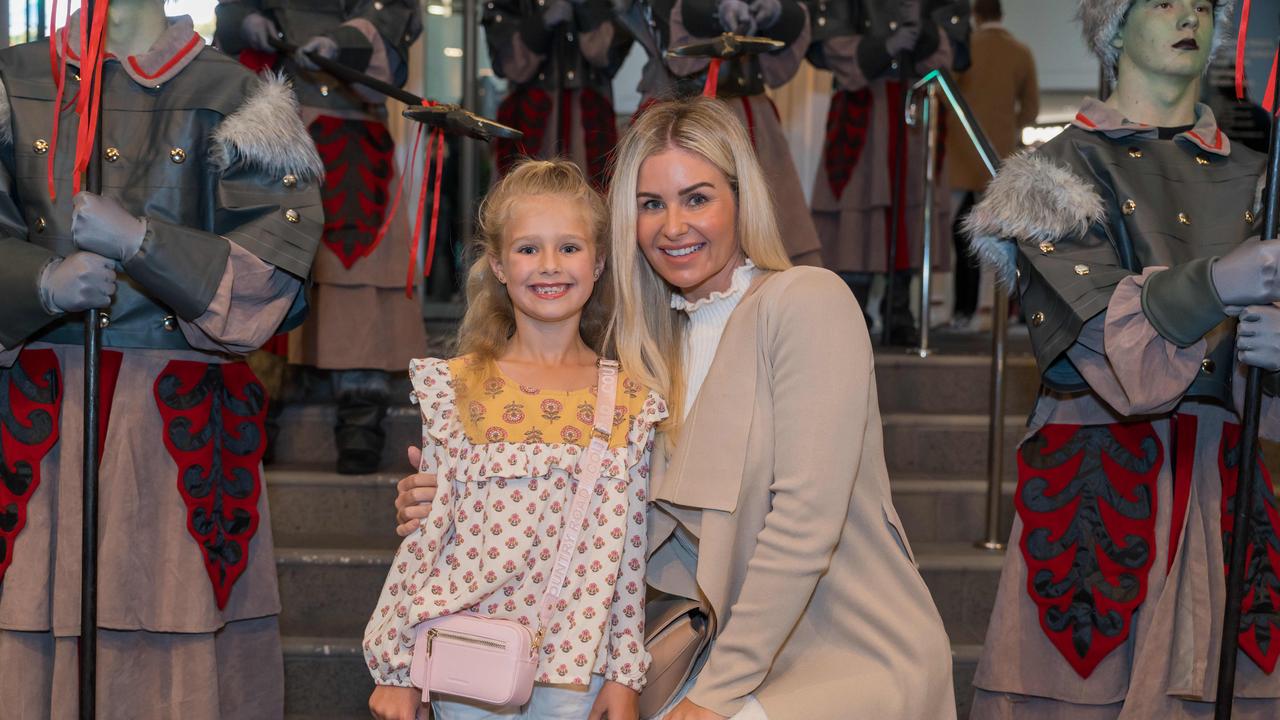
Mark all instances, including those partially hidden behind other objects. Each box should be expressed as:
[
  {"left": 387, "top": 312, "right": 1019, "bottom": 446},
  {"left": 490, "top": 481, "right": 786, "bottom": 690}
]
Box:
[{"left": 408, "top": 359, "right": 620, "bottom": 707}]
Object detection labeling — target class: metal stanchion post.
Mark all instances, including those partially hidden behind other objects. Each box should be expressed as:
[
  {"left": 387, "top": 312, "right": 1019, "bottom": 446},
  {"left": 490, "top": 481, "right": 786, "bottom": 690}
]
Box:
[
  {"left": 913, "top": 83, "right": 940, "bottom": 358},
  {"left": 976, "top": 289, "right": 1008, "bottom": 551},
  {"left": 459, "top": 0, "right": 479, "bottom": 249}
]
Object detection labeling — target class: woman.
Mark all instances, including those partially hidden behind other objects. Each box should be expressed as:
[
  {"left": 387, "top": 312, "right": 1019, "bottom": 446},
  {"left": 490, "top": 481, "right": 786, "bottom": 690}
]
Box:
[{"left": 607, "top": 96, "right": 953, "bottom": 720}]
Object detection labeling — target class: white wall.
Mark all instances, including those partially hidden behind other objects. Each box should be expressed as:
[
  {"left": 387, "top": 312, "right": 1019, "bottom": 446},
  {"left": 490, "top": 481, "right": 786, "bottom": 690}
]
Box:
[{"left": 1002, "top": 0, "right": 1100, "bottom": 91}]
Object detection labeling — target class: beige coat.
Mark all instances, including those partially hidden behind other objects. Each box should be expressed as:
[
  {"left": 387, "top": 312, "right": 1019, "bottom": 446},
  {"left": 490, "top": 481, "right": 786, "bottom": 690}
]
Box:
[
  {"left": 947, "top": 24, "right": 1039, "bottom": 193},
  {"left": 647, "top": 267, "right": 955, "bottom": 720}
]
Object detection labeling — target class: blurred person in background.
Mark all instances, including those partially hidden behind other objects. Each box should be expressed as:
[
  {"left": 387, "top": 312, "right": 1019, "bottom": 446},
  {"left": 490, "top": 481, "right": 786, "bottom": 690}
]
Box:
[{"left": 947, "top": 0, "right": 1037, "bottom": 330}]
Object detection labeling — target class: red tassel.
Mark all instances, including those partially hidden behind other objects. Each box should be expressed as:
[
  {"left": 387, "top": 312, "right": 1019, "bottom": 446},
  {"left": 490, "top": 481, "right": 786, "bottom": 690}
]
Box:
[
  {"left": 1237, "top": 0, "right": 1252, "bottom": 101},
  {"left": 703, "top": 58, "right": 720, "bottom": 98}
]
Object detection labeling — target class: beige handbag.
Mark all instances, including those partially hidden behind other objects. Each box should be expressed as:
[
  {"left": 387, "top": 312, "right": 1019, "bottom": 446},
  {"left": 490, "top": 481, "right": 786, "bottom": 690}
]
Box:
[{"left": 639, "top": 594, "right": 716, "bottom": 718}]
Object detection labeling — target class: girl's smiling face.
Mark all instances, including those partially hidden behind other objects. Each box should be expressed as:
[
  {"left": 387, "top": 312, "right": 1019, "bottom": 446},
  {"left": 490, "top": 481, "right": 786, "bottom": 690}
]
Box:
[
  {"left": 1116, "top": 0, "right": 1216, "bottom": 80},
  {"left": 490, "top": 195, "right": 604, "bottom": 327},
  {"left": 635, "top": 146, "right": 744, "bottom": 301}
]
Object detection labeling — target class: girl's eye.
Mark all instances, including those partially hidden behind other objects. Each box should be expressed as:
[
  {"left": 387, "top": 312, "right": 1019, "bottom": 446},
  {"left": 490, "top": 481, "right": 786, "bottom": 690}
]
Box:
[
  {"left": 561, "top": 244, "right": 581, "bottom": 254},
  {"left": 515, "top": 245, "right": 536, "bottom": 255}
]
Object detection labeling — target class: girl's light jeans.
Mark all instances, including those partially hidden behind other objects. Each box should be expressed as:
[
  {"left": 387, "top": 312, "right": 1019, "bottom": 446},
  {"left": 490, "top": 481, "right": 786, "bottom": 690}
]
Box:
[{"left": 432, "top": 675, "right": 605, "bottom": 719}]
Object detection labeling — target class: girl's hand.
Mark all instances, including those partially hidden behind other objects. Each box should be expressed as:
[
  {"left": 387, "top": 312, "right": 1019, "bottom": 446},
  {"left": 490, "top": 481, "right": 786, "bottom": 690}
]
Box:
[
  {"left": 395, "top": 445, "right": 438, "bottom": 536},
  {"left": 663, "top": 698, "right": 728, "bottom": 720},
  {"left": 369, "top": 684, "right": 424, "bottom": 720},
  {"left": 588, "top": 680, "right": 640, "bottom": 720}
]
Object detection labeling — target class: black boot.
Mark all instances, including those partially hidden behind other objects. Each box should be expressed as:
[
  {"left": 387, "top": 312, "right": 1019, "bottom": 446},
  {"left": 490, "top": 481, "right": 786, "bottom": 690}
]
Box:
[
  {"left": 332, "top": 369, "right": 390, "bottom": 475},
  {"left": 884, "top": 270, "right": 919, "bottom": 347}
]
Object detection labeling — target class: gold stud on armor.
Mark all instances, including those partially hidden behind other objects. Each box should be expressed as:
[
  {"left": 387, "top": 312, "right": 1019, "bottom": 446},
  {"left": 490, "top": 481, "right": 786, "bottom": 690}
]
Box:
[
  {"left": 98, "top": 313, "right": 111, "bottom": 329},
  {"left": 33, "top": 139, "right": 49, "bottom": 154},
  {"left": 282, "top": 174, "right": 298, "bottom": 188},
  {"left": 1074, "top": 264, "right": 1090, "bottom": 276},
  {"left": 1178, "top": 213, "right": 1191, "bottom": 226},
  {"left": 1196, "top": 155, "right": 1210, "bottom": 166},
  {"left": 1247, "top": 210, "right": 1257, "bottom": 224},
  {"left": 319, "top": 85, "right": 330, "bottom": 97},
  {"left": 163, "top": 315, "right": 178, "bottom": 332},
  {"left": 1031, "top": 312, "right": 1045, "bottom": 327},
  {"left": 1123, "top": 199, "right": 1137, "bottom": 215},
  {"left": 35, "top": 217, "right": 46, "bottom": 233},
  {"left": 285, "top": 209, "right": 301, "bottom": 223},
  {"left": 1038, "top": 241, "right": 1055, "bottom": 254},
  {"left": 105, "top": 147, "right": 120, "bottom": 162},
  {"left": 169, "top": 147, "right": 186, "bottom": 164},
  {"left": 1128, "top": 147, "right": 1143, "bottom": 159},
  {"left": 1202, "top": 359, "right": 1215, "bottom": 374}
]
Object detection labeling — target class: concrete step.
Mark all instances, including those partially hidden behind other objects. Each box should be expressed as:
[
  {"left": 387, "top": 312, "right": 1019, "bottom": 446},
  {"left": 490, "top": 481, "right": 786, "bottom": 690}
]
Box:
[
  {"left": 873, "top": 352, "right": 1040, "bottom": 416},
  {"left": 267, "top": 465, "right": 1016, "bottom": 550},
  {"left": 283, "top": 636, "right": 373, "bottom": 719},
  {"left": 271, "top": 404, "right": 1031, "bottom": 478},
  {"left": 275, "top": 541, "right": 1004, "bottom": 652},
  {"left": 280, "top": 634, "right": 984, "bottom": 718}
]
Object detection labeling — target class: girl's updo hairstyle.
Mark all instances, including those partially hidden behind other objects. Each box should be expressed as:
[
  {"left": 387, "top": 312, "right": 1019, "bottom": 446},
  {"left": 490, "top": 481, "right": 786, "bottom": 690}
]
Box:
[{"left": 455, "top": 158, "right": 612, "bottom": 364}]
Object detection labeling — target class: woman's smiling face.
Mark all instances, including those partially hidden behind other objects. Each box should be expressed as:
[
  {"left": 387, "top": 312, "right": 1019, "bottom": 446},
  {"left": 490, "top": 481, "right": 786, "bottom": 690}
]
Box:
[{"left": 635, "top": 146, "right": 744, "bottom": 301}]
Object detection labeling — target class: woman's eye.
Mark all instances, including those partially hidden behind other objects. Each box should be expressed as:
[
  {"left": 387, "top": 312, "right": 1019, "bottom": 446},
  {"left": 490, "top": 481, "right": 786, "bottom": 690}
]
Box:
[
  {"left": 687, "top": 193, "right": 708, "bottom": 207},
  {"left": 640, "top": 199, "right": 663, "bottom": 211}
]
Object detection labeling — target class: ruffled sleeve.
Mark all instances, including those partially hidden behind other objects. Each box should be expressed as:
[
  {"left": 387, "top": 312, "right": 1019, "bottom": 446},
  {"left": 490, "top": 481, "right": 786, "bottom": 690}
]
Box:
[
  {"left": 604, "top": 388, "right": 668, "bottom": 691},
  {"left": 1064, "top": 268, "right": 1206, "bottom": 417},
  {"left": 363, "top": 357, "right": 460, "bottom": 686},
  {"left": 408, "top": 357, "right": 461, "bottom": 475}
]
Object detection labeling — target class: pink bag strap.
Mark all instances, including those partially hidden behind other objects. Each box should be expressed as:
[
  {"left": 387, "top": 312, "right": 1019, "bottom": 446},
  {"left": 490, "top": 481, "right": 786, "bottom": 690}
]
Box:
[{"left": 533, "top": 359, "right": 620, "bottom": 644}]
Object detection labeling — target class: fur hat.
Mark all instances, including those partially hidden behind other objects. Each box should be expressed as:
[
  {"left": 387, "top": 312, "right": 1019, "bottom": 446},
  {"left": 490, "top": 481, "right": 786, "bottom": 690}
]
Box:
[{"left": 1079, "top": 0, "right": 1236, "bottom": 80}]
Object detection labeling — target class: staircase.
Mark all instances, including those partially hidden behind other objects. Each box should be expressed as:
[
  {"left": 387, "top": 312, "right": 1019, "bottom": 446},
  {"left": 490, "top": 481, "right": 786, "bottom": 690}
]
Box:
[{"left": 268, "top": 325, "right": 1043, "bottom": 719}]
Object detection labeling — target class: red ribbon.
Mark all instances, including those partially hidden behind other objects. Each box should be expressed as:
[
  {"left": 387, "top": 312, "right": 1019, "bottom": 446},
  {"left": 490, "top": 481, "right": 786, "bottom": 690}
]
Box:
[
  {"left": 1236, "top": 0, "right": 1280, "bottom": 115},
  {"left": 46, "top": 0, "right": 109, "bottom": 202},
  {"left": 378, "top": 101, "right": 448, "bottom": 298},
  {"left": 703, "top": 58, "right": 720, "bottom": 98}
]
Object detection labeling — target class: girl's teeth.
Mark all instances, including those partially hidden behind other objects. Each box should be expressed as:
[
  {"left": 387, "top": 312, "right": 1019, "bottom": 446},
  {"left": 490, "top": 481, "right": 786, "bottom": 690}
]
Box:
[
  {"left": 534, "top": 285, "right": 566, "bottom": 295},
  {"left": 666, "top": 244, "right": 704, "bottom": 257}
]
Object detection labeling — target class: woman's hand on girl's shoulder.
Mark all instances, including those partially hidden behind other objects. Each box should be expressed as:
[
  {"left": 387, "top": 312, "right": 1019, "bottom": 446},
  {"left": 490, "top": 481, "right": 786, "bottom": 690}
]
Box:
[
  {"left": 368, "top": 684, "right": 425, "bottom": 720},
  {"left": 663, "top": 698, "right": 729, "bottom": 720},
  {"left": 395, "top": 445, "right": 438, "bottom": 537},
  {"left": 588, "top": 679, "right": 641, "bottom": 720}
]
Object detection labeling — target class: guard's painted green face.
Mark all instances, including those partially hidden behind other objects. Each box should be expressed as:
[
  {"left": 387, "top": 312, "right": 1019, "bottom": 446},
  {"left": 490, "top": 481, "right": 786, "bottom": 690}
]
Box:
[{"left": 1115, "top": 0, "right": 1216, "bottom": 81}]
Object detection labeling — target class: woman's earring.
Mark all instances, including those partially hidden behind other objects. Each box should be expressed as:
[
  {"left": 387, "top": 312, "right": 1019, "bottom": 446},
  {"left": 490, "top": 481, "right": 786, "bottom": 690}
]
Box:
[{"left": 593, "top": 270, "right": 601, "bottom": 280}]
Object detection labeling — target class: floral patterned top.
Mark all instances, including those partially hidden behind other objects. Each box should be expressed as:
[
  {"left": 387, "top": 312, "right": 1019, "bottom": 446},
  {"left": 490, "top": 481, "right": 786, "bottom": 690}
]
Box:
[{"left": 363, "top": 356, "right": 667, "bottom": 692}]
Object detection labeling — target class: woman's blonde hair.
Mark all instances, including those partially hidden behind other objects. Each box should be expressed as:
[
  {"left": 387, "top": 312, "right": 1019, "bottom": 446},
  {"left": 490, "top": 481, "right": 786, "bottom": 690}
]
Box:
[
  {"left": 455, "top": 158, "right": 612, "bottom": 366},
  {"left": 606, "top": 97, "right": 791, "bottom": 431}
]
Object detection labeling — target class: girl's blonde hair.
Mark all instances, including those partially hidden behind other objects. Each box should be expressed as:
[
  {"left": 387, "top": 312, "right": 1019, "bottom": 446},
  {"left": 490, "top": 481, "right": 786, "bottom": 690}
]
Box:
[
  {"left": 606, "top": 97, "right": 791, "bottom": 432},
  {"left": 456, "top": 158, "right": 612, "bottom": 366}
]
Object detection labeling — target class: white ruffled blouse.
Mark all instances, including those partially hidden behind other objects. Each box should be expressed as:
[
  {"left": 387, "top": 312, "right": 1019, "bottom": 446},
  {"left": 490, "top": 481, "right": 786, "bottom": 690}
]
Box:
[{"left": 363, "top": 357, "right": 668, "bottom": 692}]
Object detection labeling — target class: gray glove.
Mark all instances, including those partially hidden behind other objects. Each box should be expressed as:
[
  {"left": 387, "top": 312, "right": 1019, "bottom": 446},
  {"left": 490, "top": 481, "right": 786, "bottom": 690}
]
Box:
[
  {"left": 296, "top": 35, "right": 339, "bottom": 71},
  {"left": 39, "top": 252, "right": 117, "bottom": 313},
  {"left": 718, "top": 0, "right": 755, "bottom": 35},
  {"left": 749, "top": 0, "right": 781, "bottom": 30},
  {"left": 542, "top": 0, "right": 574, "bottom": 27},
  {"left": 885, "top": 24, "right": 921, "bottom": 56},
  {"left": 71, "top": 192, "right": 145, "bottom": 262},
  {"left": 1211, "top": 238, "right": 1280, "bottom": 307},
  {"left": 241, "top": 12, "right": 280, "bottom": 53},
  {"left": 1236, "top": 304, "right": 1280, "bottom": 371}
]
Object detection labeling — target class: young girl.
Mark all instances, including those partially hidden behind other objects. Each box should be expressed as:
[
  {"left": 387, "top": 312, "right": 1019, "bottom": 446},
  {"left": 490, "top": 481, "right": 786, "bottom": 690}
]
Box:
[{"left": 364, "top": 159, "right": 665, "bottom": 720}]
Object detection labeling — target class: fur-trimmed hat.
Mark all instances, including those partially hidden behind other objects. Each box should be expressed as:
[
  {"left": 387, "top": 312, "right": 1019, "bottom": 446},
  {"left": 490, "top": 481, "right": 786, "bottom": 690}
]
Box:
[{"left": 1079, "top": 0, "right": 1236, "bottom": 80}]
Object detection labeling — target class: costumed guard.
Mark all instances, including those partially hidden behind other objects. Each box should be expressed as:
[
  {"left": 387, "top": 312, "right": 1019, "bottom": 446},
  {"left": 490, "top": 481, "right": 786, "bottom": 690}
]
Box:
[
  {"left": 615, "top": 0, "right": 825, "bottom": 266},
  {"left": 805, "top": 0, "right": 967, "bottom": 344},
  {"left": 966, "top": 1, "right": 1280, "bottom": 716},
  {"left": 484, "top": 0, "right": 632, "bottom": 189},
  {"left": 215, "top": 0, "right": 428, "bottom": 474},
  {"left": 0, "top": 2, "right": 324, "bottom": 717}
]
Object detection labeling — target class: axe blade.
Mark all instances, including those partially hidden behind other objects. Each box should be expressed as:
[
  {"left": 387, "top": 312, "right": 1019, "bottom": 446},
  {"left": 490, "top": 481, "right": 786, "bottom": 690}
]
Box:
[
  {"left": 665, "top": 32, "right": 783, "bottom": 59},
  {"left": 402, "top": 105, "right": 524, "bottom": 141}
]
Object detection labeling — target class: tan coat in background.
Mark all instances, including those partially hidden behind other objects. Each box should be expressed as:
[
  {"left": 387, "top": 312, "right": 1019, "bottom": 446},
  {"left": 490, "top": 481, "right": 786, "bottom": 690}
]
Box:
[
  {"left": 948, "top": 23, "right": 1040, "bottom": 193},
  {"left": 646, "top": 267, "right": 956, "bottom": 720}
]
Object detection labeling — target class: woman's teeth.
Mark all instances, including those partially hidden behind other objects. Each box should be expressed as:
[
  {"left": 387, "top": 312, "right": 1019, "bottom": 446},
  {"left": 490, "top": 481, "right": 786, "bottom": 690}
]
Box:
[{"left": 664, "top": 243, "right": 706, "bottom": 257}]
